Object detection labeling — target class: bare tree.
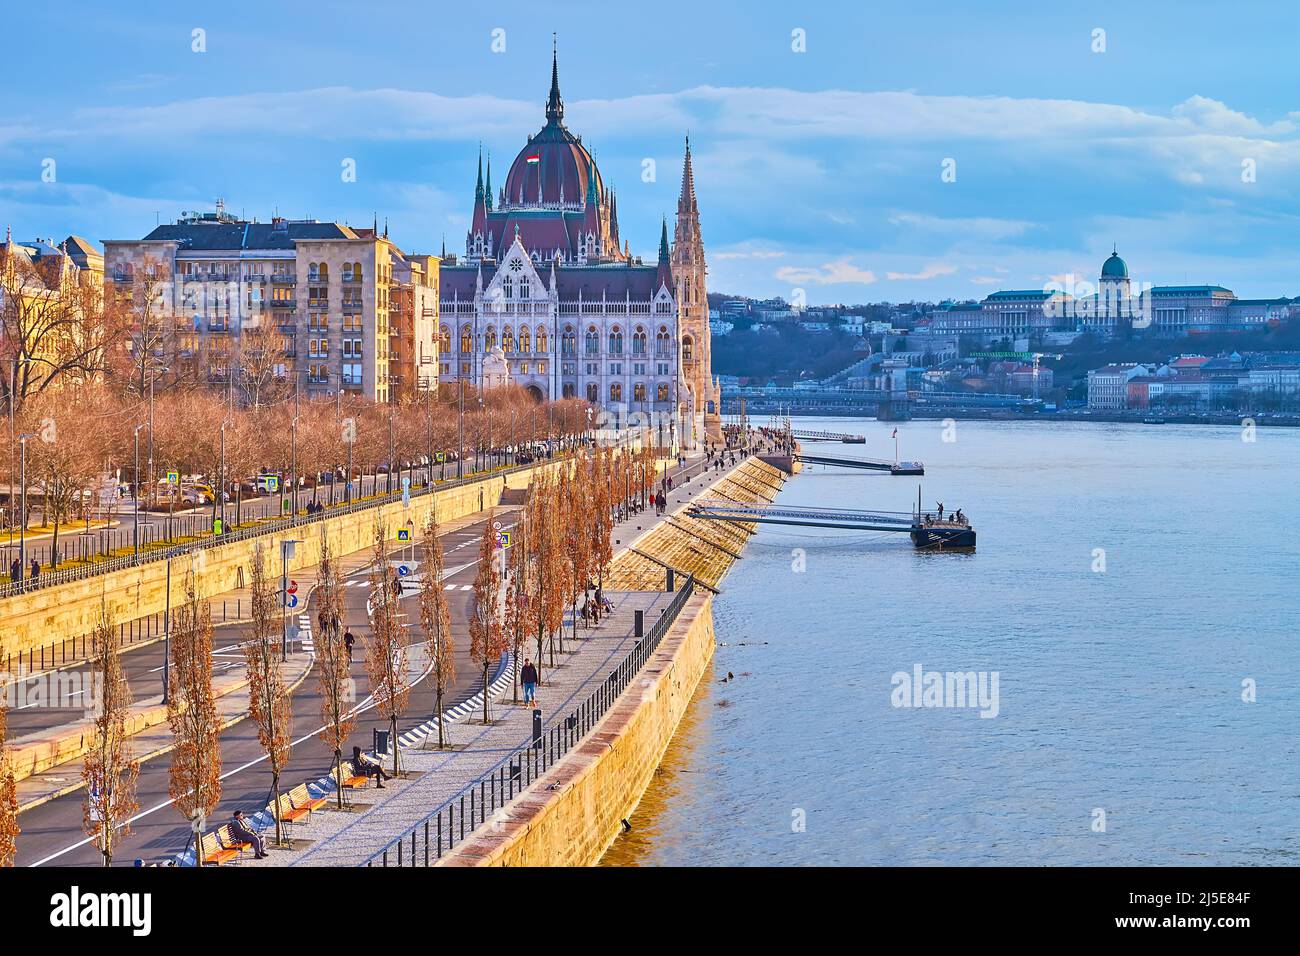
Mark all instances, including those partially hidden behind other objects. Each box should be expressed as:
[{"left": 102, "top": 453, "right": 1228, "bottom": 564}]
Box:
[
  {"left": 245, "top": 544, "right": 293, "bottom": 847},
  {"left": 0, "top": 637, "right": 18, "bottom": 867},
  {"left": 418, "top": 510, "right": 455, "bottom": 746},
  {"left": 468, "top": 510, "right": 505, "bottom": 724},
  {"left": 365, "top": 522, "right": 410, "bottom": 774},
  {"left": 166, "top": 575, "right": 222, "bottom": 864},
  {"left": 81, "top": 606, "right": 140, "bottom": 867},
  {"left": 315, "top": 528, "right": 354, "bottom": 806}
]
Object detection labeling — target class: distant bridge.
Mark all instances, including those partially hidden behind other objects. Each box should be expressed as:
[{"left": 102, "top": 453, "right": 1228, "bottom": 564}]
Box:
[{"left": 790, "top": 429, "right": 866, "bottom": 443}]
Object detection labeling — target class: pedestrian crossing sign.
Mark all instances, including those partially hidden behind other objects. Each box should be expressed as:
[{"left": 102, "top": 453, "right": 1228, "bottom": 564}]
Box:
[
  {"left": 497, "top": 531, "right": 512, "bottom": 549},
  {"left": 397, "top": 528, "right": 410, "bottom": 541}
]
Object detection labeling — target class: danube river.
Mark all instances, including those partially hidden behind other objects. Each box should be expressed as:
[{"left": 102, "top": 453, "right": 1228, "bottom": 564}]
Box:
[{"left": 602, "top": 418, "right": 1300, "bottom": 865}]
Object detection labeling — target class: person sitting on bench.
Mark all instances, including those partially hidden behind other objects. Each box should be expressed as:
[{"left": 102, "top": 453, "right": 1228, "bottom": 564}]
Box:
[
  {"left": 352, "top": 746, "right": 390, "bottom": 788},
  {"left": 230, "top": 810, "right": 267, "bottom": 859}
]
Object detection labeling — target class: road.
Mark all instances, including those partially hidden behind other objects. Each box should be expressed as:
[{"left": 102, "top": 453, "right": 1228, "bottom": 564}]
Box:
[{"left": 14, "top": 509, "right": 516, "bottom": 867}]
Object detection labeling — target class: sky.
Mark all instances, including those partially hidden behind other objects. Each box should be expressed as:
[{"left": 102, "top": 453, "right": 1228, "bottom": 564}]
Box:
[{"left": 4, "top": 0, "right": 1300, "bottom": 305}]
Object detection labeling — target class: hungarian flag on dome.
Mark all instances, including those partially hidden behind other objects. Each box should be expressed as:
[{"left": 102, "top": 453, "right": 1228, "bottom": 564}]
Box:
[{"left": 526, "top": 154, "right": 540, "bottom": 165}]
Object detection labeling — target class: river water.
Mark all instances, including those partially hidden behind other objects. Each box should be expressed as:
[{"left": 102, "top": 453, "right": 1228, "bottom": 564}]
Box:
[{"left": 601, "top": 417, "right": 1300, "bottom": 866}]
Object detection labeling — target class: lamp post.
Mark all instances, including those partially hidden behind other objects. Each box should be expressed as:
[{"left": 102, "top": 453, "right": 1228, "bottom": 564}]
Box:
[
  {"left": 218, "top": 420, "right": 228, "bottom": 534},
  {"left": 457, "top": 379, "right": 465, "bottom": 479},
  {"left": 280, "top": 538, "right": 302, "bottom": 661},
  {"left": 17, "top": 432, "right": 35, "bottom": 586},
  {"left": 133, "top": 423, "right": 145, "bottom": 559}
]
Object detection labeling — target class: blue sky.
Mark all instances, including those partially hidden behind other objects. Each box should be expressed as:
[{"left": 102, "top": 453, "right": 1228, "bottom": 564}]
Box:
[{"left": 4, "top": 0, "right": 1300, "bottom": 304}]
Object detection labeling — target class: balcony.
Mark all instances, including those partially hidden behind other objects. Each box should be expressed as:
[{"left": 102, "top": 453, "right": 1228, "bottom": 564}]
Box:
[
  {"left": 271, "top": 298, "right": 297, "bottom": 309},
  {"left": 342, "top": 301, "right": 363, "bottom": 314},
  {"left": 271, "top": 274, "right": 297, "bottom": 285},
  {"left": 207, "top": 322, "right": 230, "bottom": 333},
  {"left": 342, "top": 274, "right": 362, "bottom": 284}
]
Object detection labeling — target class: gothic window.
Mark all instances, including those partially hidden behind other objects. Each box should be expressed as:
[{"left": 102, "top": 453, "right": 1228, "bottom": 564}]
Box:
[
  {"left": 632, "top": 327, "right": 647, "bottom": 355},
  {"left": 537, "top": 326, "right": 548, "bottom": 352},
  {"left": 519, "top": 327, "right": 531, "bottom": 354},
  {"left": 562, "top": 327, "right": 575, "bottom": 355},
  {"left": 439, "top": 325, "right": 451, "bottom": 352},
  {"left": 657, "top": 383, "right": 669, "bottom": 402},
  {"left": 610, "top": 382, "right": 622, "bottom": 402},
  {"left": 682, "top": 335, "right": 694, "bottom": 362},
  {"left": 586, "top": 383, "right": 598, "bottom": 403},
  {"left": 502, "top": 276, "right": 513, "bottom": 298},
  {"left": 608, "top": 326, "right": 623, "bottom": 355},
  {"left": 520, "top": 278, "right": 529, "bottom": 298},
  {"left": 585, "top": 326, "right": 599, "bottom": 356},
  {"left": 633, "top": 382, "right": 647, "bottom": 402},
  {"left": 460, "top": 327, "right": 472, "bottom": 354},
  {"left": 484, "top": 326, "right": 497, "bottom": 351},
  {"left": 656, "top": 326, "right": 671, "bottom": 356},
  {"left": 502, "top": 326, "right": 514, "bottom": 352}
]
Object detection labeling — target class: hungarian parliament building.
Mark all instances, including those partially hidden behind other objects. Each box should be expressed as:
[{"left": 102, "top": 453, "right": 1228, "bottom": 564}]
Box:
[{"left": 438, "top": 49, "right": 720, "bottom": 445}]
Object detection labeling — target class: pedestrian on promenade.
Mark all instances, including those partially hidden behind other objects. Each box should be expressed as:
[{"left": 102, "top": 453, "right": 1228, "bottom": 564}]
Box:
[
  {"left": 9, "top": 558, "right": 19, "bottom": 586},
  {"left": 229, "top": 810, "right": 267, "bottom": 858},
  {"left": 344, "top": 629, "right": 356, "bottom": 661},
  {"left": 29, "top": 558, "right": 39, "bottom": 583},
  {"left": 521, "top": 658, "right": 538, "bottom": 706},
  {"left": 352, "top": 746, "right": 390, "bottom": 788}
]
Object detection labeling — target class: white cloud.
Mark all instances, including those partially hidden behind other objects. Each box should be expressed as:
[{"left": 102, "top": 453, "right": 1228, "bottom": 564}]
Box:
[
  {"left": 775, "top": 258, "right": 877, "bottom": 286},
  {"left": 886, "top": 263, "right": 958, "bottom": 281}
]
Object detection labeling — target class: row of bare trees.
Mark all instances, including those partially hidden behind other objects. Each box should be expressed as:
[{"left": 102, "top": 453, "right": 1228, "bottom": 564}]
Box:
[
  {"left": 1, "top": 380, "right": 595, "bottom": 566},
  {"left": 0, "top": 435, "right": 657, "bottom": 867}
]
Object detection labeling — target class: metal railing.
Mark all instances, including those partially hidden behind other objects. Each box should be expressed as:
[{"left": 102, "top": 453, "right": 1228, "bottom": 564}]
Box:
[
  {"left": 364, "top": 575, "right": 696, "bottom": 867},
  {"left": 0, "top": 454, "right": 563, "bottom": 603}
]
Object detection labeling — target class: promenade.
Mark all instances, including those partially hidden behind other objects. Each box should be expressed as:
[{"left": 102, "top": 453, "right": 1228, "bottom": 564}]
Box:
[{"left": 214, "top": 448, "right": 753, "bottom": 867}]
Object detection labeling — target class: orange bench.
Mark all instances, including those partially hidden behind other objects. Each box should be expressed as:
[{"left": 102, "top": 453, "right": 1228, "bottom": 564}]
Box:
[
  {"left": 334, "top": 759, "right": 372, "bottom": 805},
  {"left": 199, "top": 825, "right": 252, "bottom": 866},
  {"left": 270, "top": 784, "right": 329, "bottom": 831}
]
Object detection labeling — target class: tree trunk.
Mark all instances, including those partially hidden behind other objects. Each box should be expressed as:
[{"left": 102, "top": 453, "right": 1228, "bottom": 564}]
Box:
[
  {"left": 481, "top": 665, "right": 490, "bottom": 723},
  {"left": 334, "top": 750, "right": 344, "bottom": 810}
]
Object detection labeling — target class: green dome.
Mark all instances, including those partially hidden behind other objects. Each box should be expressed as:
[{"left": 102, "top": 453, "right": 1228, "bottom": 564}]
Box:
[{"left": 1101, "top": 250, "right": 1128, "bottom": 279}]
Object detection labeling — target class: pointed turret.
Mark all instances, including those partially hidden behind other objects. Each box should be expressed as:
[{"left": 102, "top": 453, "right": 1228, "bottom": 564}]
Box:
[
  {"left": 474, "top": 145, "right": 485, "bottom": 208},
  {"left": 485, "top": 151, "right": 493, "bottom": 211},
  {"left": 656, "top": 216, "right": 674, "bottom": 289},
  {"left": 678, "top": 133, "right": 698, "bottom": 216},
  {"left": 545, "top": 35, "right": 564, "bottom": 126}
]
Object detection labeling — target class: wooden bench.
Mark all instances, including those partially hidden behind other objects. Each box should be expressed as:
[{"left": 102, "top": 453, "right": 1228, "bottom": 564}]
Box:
[
  {"left": 334, "top": 759, "right": 372, "bottom": 805},
  {"left": 199, "top": 825, "right": 252, "bottom": 866},
  {"left": 270, "top": 784, "right": 329, "bottom": 832}
]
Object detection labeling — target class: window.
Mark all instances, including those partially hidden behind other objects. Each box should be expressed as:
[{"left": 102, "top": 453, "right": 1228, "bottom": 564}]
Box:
[
  {"left": 519, "top": 327, "right": 531, "bottom": 353},
  {"left": 656, "top": 326, "right": 671, "bottom": 356},
  {"left": 484, "top": 326, "right": 496, "bottom": 351},
  {"left": 502, "top": 326, "right": 514, "bottom": 352},
  {"left": 439, "top": 325, "right": 451, "bottom": 351},
  {"left": 608, "top": 327, "right": 623, "bottom": 355},
  {"left": 632, "top": 328, "right": 647, "bottom": 355},
  {"left": 633, "top": 383, "right": 647, "bottom": 402},
  {"left": 682, "top": 336, "right": 694, "bottom": 362},
  {"left": 520, "top": 362, "right": 529, "bottom": 375},
  {"left": 585, "top": 327, "right": 599, "bottom": 356},
  {"left": 460, "top": 327, "right": 472, "bottom": 354},
  {"left": 561, "top": 327, "right": 574, "bottom": 355},
  {"left": 610, "top": 383, "right": 622, "bottom": 402},
  {"left": 586, "top": 383, "right": 598, "bottom": 402},
  {"left": 657, "top": 383, "right": 669, "bottom": 402},
  {"left": 537, "top": 326, "right": 548, "bottom": 352},
  {"left": 520, "top": 279, "right": 529, "bottom": 298},
  {"left": 503, "top": 276, "right": 513, "bottom": 298}
]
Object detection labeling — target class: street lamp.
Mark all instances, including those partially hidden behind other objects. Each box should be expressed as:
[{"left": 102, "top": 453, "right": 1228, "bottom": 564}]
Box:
[
  {"left": 17, "top": 431, "right": 36, "bottom": 586},
  {"left": 280, "top": 538, "right": 302, "bottom": 661},
  {"left": 133, "top": 423, "right": 146, "bottom": 559}
]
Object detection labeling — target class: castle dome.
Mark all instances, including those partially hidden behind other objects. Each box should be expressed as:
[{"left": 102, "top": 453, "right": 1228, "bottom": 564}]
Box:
[
  {"left": 501, "top": 47, "right": 604, "bottom": 208},
  {"left": 1101, "top": 250, "right": 1128, "bottom": 279}
]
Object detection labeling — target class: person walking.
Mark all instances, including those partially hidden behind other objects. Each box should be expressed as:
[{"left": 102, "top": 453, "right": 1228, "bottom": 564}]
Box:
[
  {"left": 344, "top": 628, "right": 356, "bottom": 662},
  {"left": 29, "top": 558, "right": 39, "bottom": 583},
  {"left": 9, "top": 558, "right": 19, "bottom": 586},
  {"left": 520, "top": 658, "right": 538, "bottom": 706}
]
